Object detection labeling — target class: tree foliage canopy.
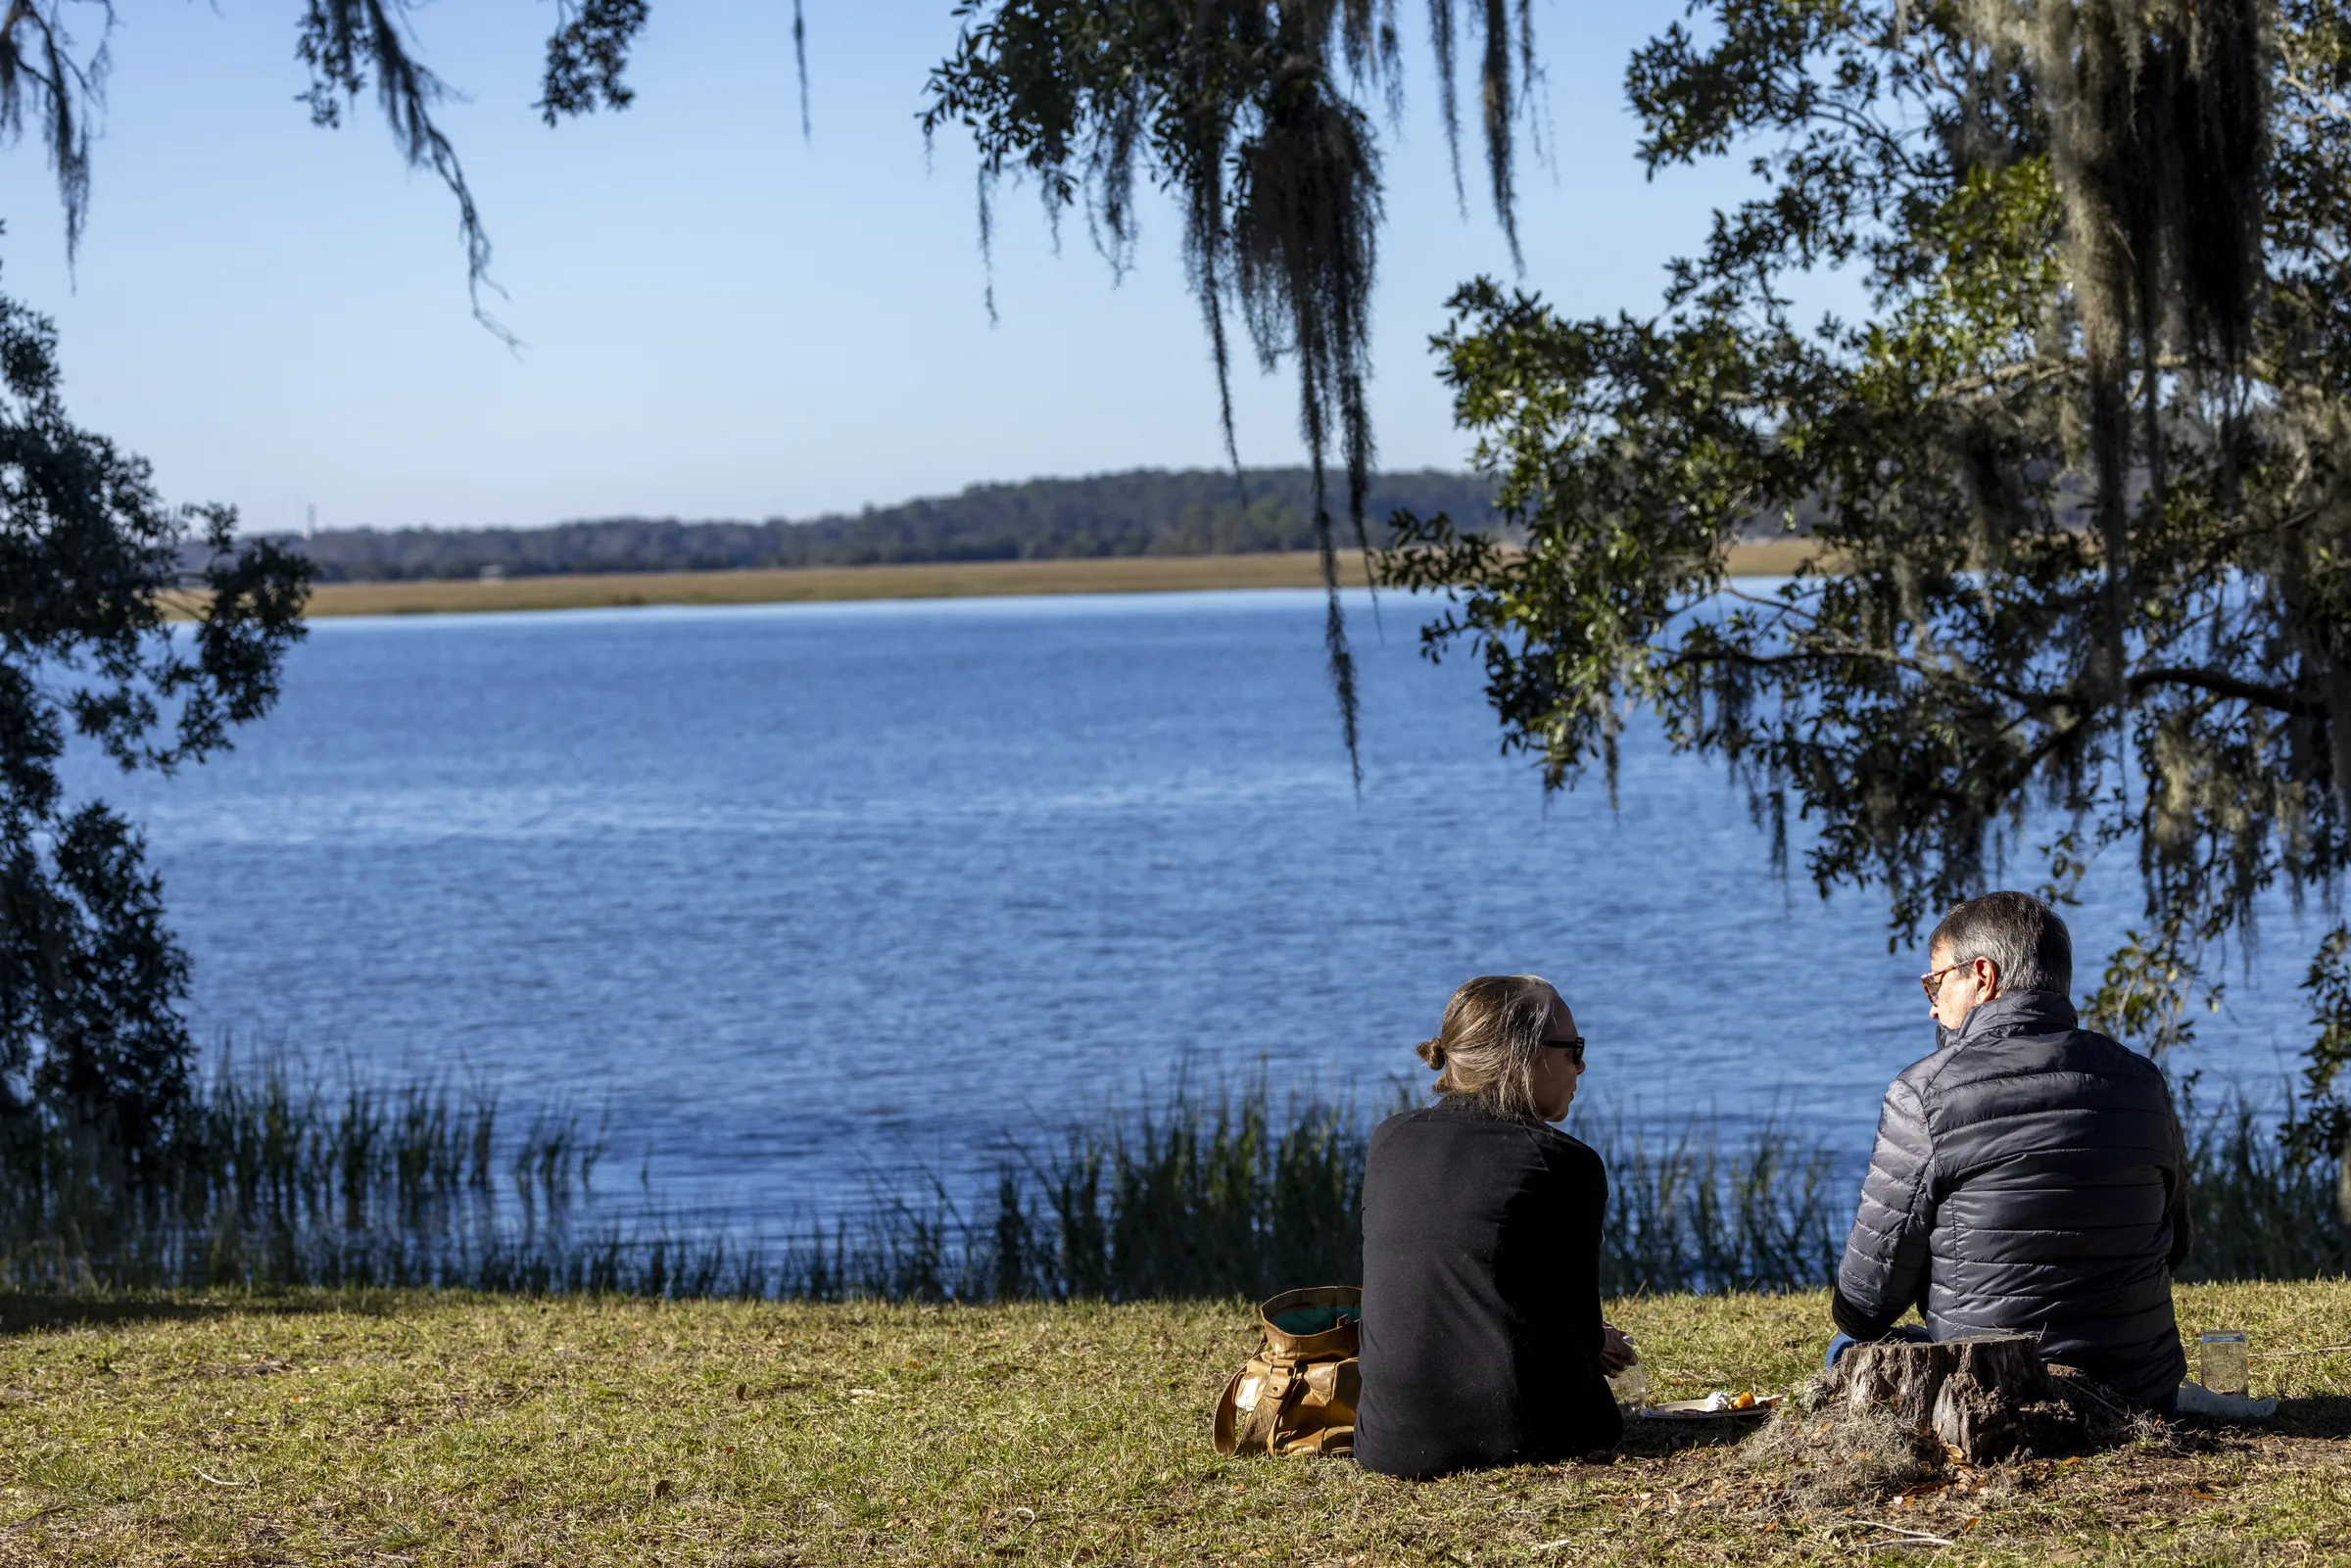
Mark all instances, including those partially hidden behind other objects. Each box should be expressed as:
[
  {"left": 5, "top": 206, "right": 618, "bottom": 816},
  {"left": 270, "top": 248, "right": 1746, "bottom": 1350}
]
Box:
[
  {"left": 0, "top": 296, "right": 308, "bottom": 1150},
  {"left": 1380, "top": 0, "right": 2351, "bottom": 1121}
]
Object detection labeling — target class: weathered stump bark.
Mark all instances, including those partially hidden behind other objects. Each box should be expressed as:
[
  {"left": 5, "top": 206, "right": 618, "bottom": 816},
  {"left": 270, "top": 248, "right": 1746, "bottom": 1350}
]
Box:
[{"left": 1830, "top": 1334, "right": 2048, "bottom": 1464}]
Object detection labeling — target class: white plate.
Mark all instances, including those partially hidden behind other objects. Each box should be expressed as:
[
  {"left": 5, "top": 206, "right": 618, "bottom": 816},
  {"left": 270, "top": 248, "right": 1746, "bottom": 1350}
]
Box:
[{"left": 1638, "top": 1395, "right": 1782, "bottom": 1420}]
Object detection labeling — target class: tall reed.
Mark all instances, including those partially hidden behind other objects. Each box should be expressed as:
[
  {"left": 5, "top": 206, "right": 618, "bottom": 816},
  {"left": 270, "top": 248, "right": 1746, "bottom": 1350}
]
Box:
[
  {"left": 1, "top": 1064, "right": 2336, "bottom": 1302},
  {"left": 768, "top": 1091, "right": 1849, "bottom": 1302},
  {"left": 0, "top": 1055, "right": 623, "bottom": 1294},
  {"left": 2177, "top": 1098, "right": 2343, "bottom": 1282}
]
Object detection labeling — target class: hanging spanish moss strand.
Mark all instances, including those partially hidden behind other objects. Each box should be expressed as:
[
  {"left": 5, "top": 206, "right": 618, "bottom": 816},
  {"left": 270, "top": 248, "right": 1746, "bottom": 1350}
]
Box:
[
  {"left": 0, "top": 5, "right": 96, "bottom": 261},
  {"left": 1234, "top": 31, "right": 1383, "bottom": 785},
  {"left": 793, "top": 0, "right": 811, "bottom": 142},
  {"left": 1184, "top": 161, "right": 1249, "bottom": 480},
  {"left": 1477, "top": 0, "right": 1521, "bottom": 269},
  {"left": 300, "top": 0, "right": 515, "bottom": 342},
  {"left": 1428, "top": 0, "right": 1467, "bottom": 215}
]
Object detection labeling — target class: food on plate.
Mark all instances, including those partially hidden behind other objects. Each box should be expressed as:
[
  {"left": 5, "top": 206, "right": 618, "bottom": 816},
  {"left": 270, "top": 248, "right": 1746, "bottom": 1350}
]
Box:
[
  {"left": 1694, "top": 1390, "right": 1762, "bottom": 1412},
  {"left": 1640, "top": 1390, "right": 1783, "bottom": 1418}
]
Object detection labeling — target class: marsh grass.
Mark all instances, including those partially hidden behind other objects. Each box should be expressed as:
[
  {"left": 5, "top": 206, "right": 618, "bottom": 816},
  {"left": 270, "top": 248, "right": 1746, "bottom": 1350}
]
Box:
[
  {"left": 0, "top": 1057, "right": 647, "bottom": 1294},
  {"left": 3, "top": 1064, "right": 2337, "bottom": 1302},
  {"left": 1585, "top": 1117, "right": 1848, "bottom": 1296},
  {"left": 2179, "top": 1098, "right": 2344, "bottom": 1281}
]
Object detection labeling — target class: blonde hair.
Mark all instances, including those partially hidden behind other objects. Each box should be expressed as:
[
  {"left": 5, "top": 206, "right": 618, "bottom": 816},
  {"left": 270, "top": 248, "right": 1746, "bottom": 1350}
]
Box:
[{"left": 1415, "top": 974, "right": 1561, "bottom": 1121}]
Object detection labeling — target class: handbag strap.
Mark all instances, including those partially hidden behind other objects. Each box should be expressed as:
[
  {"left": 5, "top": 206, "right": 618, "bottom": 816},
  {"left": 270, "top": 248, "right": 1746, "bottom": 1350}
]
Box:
[{"left": 1234, "top": 1356, "right": 1308, "bottom": 1454}]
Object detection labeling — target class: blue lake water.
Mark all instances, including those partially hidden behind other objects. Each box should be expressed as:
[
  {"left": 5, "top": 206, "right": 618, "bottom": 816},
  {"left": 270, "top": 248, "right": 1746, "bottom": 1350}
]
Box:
[{"left": 71, "top": 588, "right": 2327, "bottom": 1222}]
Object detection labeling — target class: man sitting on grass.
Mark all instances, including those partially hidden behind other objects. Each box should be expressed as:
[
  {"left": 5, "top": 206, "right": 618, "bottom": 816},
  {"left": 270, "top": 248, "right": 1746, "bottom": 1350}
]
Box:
[{"left": 1831, "top": 891, "right": 2191, "bottom": 1413}]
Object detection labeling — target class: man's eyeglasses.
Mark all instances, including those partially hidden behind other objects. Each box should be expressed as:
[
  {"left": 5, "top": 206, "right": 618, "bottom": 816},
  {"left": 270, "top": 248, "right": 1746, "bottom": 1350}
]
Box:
[
  {"left": 1543, "top": 1034, "right": 1586, "bottom": 1067},
  {"left": 1920, "top": 964, "right": 1965, "bottom": 1001}
]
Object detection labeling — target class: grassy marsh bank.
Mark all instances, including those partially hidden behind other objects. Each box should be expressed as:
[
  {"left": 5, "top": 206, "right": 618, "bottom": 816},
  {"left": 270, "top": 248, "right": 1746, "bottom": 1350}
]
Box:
[
  {"left": 223, "top": 541, "right": 1823, "bottom": 619},
  {"left": 6, "top": 1069, "right": 2332, "bottom": 1303},
  {"left": 3, "top": 1281, "right": 2348, "bottom": 1565},
  {"left": 295, "top": 550, "right": 1378, "bottom": 615}
]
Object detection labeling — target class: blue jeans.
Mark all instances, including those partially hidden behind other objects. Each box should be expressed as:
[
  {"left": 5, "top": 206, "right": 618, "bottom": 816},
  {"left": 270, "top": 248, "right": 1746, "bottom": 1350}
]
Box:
[{"left": 1825, "top": 1323, "right": 1933, "bottom": 1371}]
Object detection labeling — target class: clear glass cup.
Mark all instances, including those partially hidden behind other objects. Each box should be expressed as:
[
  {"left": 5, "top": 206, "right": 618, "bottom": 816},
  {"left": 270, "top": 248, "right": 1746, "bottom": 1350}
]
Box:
[
  {"left": 2201, "top": 1329, "right": 2250, "bottom": 1396},
  {"left": 1608, "top": 1360, "right": 1649, "bottom": 1410}
]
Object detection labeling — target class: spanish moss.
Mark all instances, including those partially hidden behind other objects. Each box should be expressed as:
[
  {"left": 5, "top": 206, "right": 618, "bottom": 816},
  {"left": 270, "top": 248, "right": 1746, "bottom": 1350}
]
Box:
[
  {"left": 926, "top": 1, "right": 1537, "bottom": 774},
  {"left": 0, "top": 2, "right": 99, "bottom": 262},
  {"left": 794, "top": 0, "right": 812, "bottom": 143},
  {"left": 298, "top": 1, "right": 510, "bottom": 341},
  {"left": 1962, "top": 0, "right": 2273, "bottom": 702}
]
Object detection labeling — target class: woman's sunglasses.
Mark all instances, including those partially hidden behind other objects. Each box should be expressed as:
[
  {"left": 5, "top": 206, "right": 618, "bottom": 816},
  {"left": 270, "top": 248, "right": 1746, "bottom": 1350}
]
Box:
[{"left": 1543, "top": 1034, "right": 1586, "bottom": 1067}]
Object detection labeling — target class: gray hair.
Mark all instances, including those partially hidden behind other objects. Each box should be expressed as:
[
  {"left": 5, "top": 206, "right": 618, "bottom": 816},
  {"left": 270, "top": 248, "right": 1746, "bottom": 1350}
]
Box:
[
  {"left": 1929, "top": 891, "right": 2072, "bottom": 996},
  {"left": 1415, "top": 974, "right": 1560, "bottom": 1120}
]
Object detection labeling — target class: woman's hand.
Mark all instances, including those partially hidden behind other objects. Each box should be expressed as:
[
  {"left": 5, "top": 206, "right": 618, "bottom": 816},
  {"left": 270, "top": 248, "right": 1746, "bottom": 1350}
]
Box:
[{"left": 1599, "top": 1322, "right": 1638, "bottom": 1376}]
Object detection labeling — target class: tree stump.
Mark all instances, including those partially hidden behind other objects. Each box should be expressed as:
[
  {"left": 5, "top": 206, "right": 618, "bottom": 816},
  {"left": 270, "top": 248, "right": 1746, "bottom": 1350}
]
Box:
[{"left": 1830, "top": 1334, "right": 2048, "bottom": 1464}]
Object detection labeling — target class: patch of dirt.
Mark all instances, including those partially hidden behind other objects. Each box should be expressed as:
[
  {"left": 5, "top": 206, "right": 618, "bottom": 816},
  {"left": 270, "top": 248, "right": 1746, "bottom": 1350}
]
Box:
[{"left": 1739, "top": 1402, "right": 1943, "bottom": 1511}]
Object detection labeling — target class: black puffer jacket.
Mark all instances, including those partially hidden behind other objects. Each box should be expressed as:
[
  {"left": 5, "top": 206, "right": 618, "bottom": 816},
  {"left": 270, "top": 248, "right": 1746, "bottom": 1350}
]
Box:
[{"left": 1834, "top": 991, "right": 2190, "bottom": 1409}]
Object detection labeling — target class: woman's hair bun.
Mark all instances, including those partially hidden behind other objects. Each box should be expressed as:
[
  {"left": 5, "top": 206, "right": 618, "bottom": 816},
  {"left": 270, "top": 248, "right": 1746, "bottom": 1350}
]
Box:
[{"left": 1415, "top": 1036, "right": 1447, "bottom": 1070}]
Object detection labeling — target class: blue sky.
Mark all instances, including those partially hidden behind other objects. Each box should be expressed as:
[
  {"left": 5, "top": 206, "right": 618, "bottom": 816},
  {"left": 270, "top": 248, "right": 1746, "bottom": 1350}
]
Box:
[{"left": 0, "top": 1, "right": 1775, "bottom": 532}]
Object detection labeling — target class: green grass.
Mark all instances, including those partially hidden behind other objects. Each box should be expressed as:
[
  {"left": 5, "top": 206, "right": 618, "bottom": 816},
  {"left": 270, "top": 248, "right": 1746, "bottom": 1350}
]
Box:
[{"left": 2, "top": 1281, "right": 2348, "bottom": 1565}]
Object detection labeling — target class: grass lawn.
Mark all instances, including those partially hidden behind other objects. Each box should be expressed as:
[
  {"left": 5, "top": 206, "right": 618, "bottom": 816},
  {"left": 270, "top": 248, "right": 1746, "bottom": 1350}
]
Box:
[{"left": 2, "top": 1281, "right": 2345, "bottom": 1565}]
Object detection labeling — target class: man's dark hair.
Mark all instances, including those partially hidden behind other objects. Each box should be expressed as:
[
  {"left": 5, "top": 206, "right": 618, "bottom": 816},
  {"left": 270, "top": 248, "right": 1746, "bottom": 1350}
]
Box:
[{"left": 1930, "top": 892, "right": 2073, "bottom": 996}]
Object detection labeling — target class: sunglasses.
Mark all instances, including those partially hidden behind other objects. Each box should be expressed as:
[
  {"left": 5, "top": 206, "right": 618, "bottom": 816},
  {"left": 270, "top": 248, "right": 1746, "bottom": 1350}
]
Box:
[
  {"left": 1543, "top": 1034, "right": 1587, "bottom": 1067},
  {"left": 1920, "top": 964, "right": 1967, "bottom": 1001}
]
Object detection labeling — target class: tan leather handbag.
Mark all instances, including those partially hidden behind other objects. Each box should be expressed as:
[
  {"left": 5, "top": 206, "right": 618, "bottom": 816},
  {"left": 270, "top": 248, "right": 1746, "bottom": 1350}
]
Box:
[{"left": 1213, "top": 1285, "right": 1362, "bottom": 1456}]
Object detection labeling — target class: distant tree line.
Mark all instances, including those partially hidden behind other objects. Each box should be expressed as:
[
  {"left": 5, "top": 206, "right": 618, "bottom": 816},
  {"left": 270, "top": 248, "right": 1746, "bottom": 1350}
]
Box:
[{"left": 276, "top": 469, "right": 1497, "bottom": 583}]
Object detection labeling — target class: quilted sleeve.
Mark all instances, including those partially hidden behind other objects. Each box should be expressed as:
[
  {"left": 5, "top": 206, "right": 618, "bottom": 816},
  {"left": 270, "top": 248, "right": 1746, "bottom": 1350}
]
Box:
[
  {"left": 2162, "top": 1086, "right": 2194, "bottom": 1272},
  {"left": 1832, "top": 1075, "right": 1935, "bottom": 1341}
]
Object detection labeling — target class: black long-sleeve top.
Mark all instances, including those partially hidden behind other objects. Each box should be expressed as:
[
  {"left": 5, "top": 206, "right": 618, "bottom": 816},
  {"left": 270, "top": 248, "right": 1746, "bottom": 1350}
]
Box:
[{"left": 1354, "top": 1097, "right": 1623, "bottom": 1479}]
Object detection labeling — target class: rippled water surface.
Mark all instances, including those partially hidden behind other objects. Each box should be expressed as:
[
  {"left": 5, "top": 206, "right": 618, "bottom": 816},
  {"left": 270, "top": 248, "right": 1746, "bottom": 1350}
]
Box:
[{"left": 74, "top": 589, "right": 2322, "bottom": 1218}]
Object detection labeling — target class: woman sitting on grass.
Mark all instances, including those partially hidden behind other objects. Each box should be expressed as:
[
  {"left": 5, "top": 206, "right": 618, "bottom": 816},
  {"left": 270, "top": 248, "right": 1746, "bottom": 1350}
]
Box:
[{"left": 1355, "top": 974, "right": 1635, "bottom": 1479}]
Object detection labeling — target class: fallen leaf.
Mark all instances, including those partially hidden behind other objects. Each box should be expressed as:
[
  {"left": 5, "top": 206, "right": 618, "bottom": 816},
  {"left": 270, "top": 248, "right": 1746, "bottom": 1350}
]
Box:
[
  {"left": 736, "top": 1382, "right": 747, "bottom": 1401},
  {"left": 651, "top": 1479, "right": 672, "bottom": 1500}
]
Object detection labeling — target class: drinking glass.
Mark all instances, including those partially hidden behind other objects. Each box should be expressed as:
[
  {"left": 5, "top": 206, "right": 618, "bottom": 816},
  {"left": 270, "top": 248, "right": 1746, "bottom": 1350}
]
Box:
[
  {"left": 2200, "top": 1329, "right": 2250, "bottom": 1396},
  {"left": 1608, "top": 1360, "right": 1649, "bottom": 1410}
]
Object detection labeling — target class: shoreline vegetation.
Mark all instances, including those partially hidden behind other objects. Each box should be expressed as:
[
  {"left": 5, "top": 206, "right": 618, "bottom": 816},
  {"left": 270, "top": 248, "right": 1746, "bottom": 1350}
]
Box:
[
  {"left": 194, "top": 542, "right": 1825, "bottom": 620},
  {"left": 3, "top": 1063, "right": 2330, "bottom": 1303}
]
